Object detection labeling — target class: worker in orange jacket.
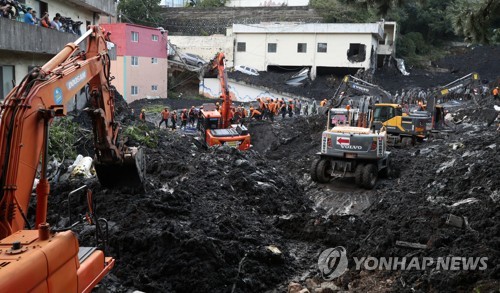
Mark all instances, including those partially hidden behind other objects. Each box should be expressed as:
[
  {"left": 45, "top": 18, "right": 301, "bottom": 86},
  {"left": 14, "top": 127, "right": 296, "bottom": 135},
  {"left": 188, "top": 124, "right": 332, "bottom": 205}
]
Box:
[
  {"left": 288, "top": 100, "right": 294, "bottom": 117},
  {"left": 320, "top": 99, "right": 327, "bottom": 107},
  {"left": 159, "top": 107, "right": 170, "bottom": 128},
  {"left": 180, "top": 109, "right": 188, "bottom": 129},
  {"left": 493, "top": 86, "right": 499, "bottom": 100},
  {"left": 139, "top": 109, "right": 146, "bottom": 121},
  {"left": 250, "top": 107, "right": 262, "bottom": 120},
  {"left": 268, "top": 99, "right": 276, "bottom": 122},
  {"left": 257, "top": 98, "right": 265, "bottom": 112}
]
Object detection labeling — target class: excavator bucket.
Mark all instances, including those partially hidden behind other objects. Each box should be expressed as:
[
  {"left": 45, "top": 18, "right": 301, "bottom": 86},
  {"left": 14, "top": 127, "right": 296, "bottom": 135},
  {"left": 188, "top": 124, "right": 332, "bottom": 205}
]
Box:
[{"left": 94, "top": 147, "right": 146, "bottom": 189}]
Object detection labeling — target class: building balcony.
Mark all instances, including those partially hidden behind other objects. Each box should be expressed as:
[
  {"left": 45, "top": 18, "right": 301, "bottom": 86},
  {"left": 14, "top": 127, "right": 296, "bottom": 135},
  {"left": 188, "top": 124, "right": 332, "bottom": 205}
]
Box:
[
  {"left": 0, "top": 17, "right": 84, "bottom": 55},
  {"left": 66, "top": 0, "right": 116, "bottom": 17}
]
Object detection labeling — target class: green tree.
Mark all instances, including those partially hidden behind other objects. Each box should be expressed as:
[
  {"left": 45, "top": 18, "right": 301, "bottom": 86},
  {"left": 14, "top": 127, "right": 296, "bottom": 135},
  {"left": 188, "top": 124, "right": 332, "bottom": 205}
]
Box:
[
  {"left": 399, "top": 0, "right": 456, "bottom": 44},
  {"left": 118, "top": 0, "right": 162, "bottom": 27},
  {"left": 449, "top": 0, "right": 500, "bottom": 44},
  {"left": 310, "top": 0, "right": 378, "bottom": 23}
]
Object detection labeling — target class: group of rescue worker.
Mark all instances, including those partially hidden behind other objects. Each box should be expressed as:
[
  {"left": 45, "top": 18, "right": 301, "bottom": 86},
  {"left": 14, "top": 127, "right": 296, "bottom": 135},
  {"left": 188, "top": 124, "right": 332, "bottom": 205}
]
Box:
[
  {"left": 249, "top": 97, "right": 316, "bottom": 121},
  {"left": 154, "top": 106, "right": 202, "bottom": 130},
  {"left": 137, "top": 96, "right": 320, "bottom": 129}
]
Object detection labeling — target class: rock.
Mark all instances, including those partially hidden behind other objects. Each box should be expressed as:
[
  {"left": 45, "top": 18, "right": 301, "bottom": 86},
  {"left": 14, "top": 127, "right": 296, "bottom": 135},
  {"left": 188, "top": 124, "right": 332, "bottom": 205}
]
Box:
[
  {"left": 305, "top": 278, "right": 320, "bottom": 290},
  {"left": 234, "top": 159, "right": 250, "bottom": 167},
  {"left": 266, "top": 245, "right": 282, "bottom": 255},
  {"left": 320, "top": 281, "right": 340, "bottom": 291},
  {"left": 288, "top": 282, "right": 303, "bottom": 293}
]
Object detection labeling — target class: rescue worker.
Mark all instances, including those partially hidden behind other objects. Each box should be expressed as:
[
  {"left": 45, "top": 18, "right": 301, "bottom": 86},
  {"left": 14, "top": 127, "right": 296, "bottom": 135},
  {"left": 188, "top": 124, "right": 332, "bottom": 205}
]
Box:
[
  {"left": 268, "top": 99, "right": 276, "bottom": 122},
  {"left": 171, "top": 110, "right": 178, "bottom": 130},
  {"left": 159, "top": 107, "right": 170, "bottom": 128},
  {"left": 257, "top": 98, "right": 265, "bottom": 112},
  {"left": 188, "top": 106, "right": 196, "bottom": 127},
  {"left": 288, "top": 100, "right": 294, "bottom": 117},
  {"left": 303, "top": 102, "right": 309, "bottom": 116},
  {"left": 232, "top": 107, "right": 241, "bottom": 124},
  {"left": 493, "top": 86, "right": 499, "bottom": 100},
  {"left": 280, "top": 102, "right": 287, "bottom": 119},
  {"left": 197, "top": 105, "right": 204, "bottom": 129},
  {"left": 294, "top": 99, "right": 301, "bottom": 116},
  {"left": 250, "top": 107, "right": 262, "bottom": 120},
  {"left": 312, "top": 100, "right": 317, "bottom": 115},
  {"left": 320, "top": 99, "right": 327, "bottom": 107},
  {"left": 130, "top": 108, "right": 135, "bottom": 120},
  {"left": 180, "top": 109, "right": 188, "bottom": 129},
  {"left": 139, "top": 109, "right": 146, "bottom": 121},
  {"left": 240, "top": 106, "right": 247, "bottom": 125}
]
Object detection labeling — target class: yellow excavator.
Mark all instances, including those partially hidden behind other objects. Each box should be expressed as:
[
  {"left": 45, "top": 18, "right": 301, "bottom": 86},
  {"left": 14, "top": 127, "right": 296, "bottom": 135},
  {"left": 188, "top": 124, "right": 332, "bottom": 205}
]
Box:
[{"left": 327, "top": 75, "right": 428, "bottom": 146}]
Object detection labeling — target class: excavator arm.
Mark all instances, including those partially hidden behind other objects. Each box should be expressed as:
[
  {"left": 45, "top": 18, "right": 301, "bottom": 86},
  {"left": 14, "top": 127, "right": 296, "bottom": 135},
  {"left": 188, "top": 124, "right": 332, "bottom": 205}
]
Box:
[
  {"left": 426, "top": 72, "right": 480, "bottom": 110},
  {"left": 328, "top": 75, "right": 393, "bottom": 108},
  {"left": 0, "top": 25, "right": 142, "bottom": 292},
  {"left": 210, "top": 52, "right": 232, "bottom": 129}
]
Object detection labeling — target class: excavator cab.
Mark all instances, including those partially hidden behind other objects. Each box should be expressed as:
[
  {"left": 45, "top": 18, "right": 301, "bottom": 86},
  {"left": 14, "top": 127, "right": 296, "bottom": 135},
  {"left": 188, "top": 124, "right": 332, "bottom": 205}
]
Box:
[{"left": 198, "top": 104, "right": 251, "bottom": 150}]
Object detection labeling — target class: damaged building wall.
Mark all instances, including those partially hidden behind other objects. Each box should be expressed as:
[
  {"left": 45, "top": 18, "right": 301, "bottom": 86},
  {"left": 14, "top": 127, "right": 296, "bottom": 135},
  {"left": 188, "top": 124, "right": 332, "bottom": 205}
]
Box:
[
  {"left": 169, "top": 35, "right": 234, "bottom": 67},
  {"left": 200, "top": 78, "right": 304, "bottom": 102},
  {"left": 234, "top": 32, "right": 375, "bottom": 71}
]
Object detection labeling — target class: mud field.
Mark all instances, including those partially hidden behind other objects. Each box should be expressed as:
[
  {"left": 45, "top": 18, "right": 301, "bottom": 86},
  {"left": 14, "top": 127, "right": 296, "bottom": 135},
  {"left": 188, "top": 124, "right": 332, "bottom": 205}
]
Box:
[{"left": 44, "top": 46, "right": 500, "bottom": 293}]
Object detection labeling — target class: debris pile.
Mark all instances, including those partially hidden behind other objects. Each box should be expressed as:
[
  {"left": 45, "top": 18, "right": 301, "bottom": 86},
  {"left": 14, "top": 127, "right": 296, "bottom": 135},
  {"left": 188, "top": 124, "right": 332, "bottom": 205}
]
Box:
[{"left": 40, "top": 45, "right": 500, "bottom": 292}]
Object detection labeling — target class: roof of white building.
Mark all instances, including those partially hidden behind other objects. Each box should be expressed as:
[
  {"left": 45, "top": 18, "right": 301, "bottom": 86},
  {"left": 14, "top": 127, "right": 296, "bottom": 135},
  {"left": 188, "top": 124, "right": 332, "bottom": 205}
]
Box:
[{"left": 232, "top": 22, "right": 384, "bottom": 39}]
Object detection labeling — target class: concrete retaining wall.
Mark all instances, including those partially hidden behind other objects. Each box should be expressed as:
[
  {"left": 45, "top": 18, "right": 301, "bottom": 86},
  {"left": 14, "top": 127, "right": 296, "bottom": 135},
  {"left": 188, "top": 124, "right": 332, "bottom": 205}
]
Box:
[{"left": 161, "top": 6, "right": 322, "bottom": 36}]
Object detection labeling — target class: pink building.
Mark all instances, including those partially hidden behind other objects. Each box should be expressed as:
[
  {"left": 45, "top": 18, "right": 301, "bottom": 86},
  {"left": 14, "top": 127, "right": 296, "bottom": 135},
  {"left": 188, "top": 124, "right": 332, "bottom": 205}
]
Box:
[{"left": 101, "top": 23, "right": 168, "bottom": 103}]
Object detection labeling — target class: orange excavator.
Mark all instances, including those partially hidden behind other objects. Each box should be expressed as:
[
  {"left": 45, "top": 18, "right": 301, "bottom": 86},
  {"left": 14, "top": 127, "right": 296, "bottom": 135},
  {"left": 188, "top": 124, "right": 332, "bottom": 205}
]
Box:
[
  {"left": 198, "top": 52, "right": 251, "bottom": 150},
  {"left": 0, "top": 26, "right": 144, "bottom": 291}
]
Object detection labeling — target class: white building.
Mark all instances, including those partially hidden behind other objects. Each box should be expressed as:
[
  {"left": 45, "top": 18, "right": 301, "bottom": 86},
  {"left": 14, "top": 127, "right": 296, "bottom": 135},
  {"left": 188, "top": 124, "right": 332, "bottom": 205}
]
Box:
[{"left": 231, "top": 21, "right": 396, "bottom": 75}]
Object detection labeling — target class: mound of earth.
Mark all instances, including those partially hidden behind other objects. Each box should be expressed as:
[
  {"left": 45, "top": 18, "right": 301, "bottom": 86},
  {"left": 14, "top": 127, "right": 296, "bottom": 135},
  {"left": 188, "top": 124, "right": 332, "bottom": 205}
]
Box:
[{"left": 39, "top": 44, "right": 500, "bottom": 292}]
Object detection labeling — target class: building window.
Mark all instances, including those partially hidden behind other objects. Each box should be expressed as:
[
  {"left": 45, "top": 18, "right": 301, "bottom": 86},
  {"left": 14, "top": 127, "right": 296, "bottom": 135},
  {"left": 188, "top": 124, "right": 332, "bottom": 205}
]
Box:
[
  {"left": 317, "top": 43, "right": 327, "bottom": 53},
  {"left": 152, "top": 34, "right": 159, "bottom": 41},
  {"left": 131, "top": 31, "right": 139, "bottom": 42},
  {"left": 347, "top": 43, "right": 366, "bottom": 62},
  {"left": 151, "top": 57, "right": 158, "bottom": 64},
  {"left": 131, "top": 86, "right": 138, "bottom": 95},
  {"left": 297, "top": 43, "right": 307, "bottom": 53},
  {"left": 131, "top": 56, "right": 139, "bottom": 66},
  {"left": 268, "top": 43, "right": 277, "bottom": 53},
  {"left": 152, "top": 85, "right": 158, "bottom": 91},
  {"left": 0, "top": 65, "right": 15, "bottom": 97},
  {"left": 237, "top": 42, "right": 246, "bottom": 52}
]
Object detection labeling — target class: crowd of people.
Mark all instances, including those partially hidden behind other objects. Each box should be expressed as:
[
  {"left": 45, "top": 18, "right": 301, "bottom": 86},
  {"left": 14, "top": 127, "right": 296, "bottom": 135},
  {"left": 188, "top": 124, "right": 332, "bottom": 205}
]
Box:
[
  {"left": 0, "top": 3, "right": 83, "bottom": 35},
  {"left": 136, "top": 97, "right": 320, "bottom": 131},
  {"left": 248, "top": 97, "right": 318, "bottom": 122}
]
